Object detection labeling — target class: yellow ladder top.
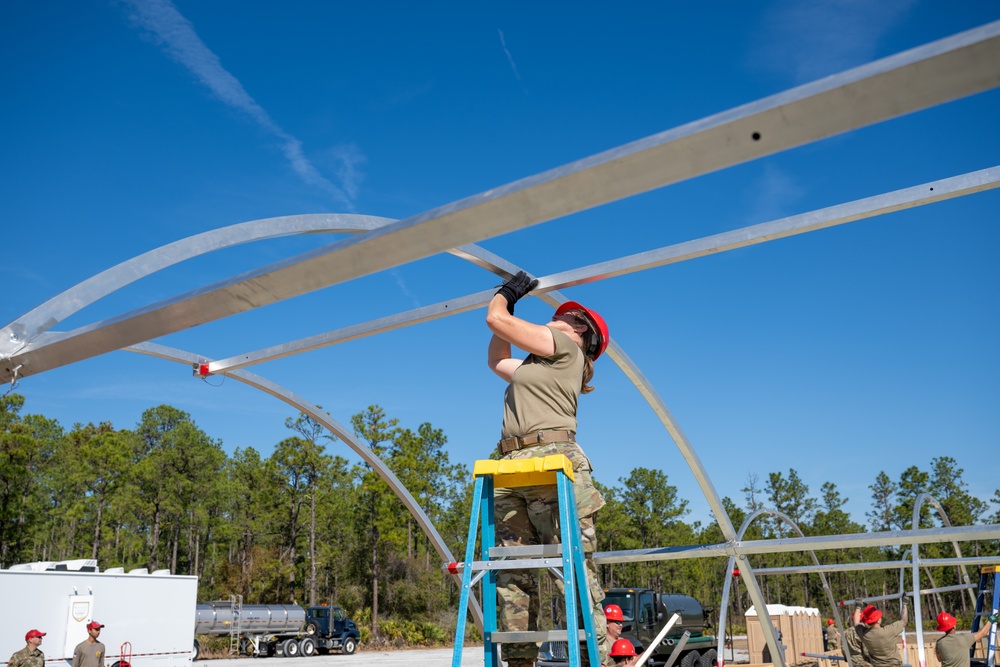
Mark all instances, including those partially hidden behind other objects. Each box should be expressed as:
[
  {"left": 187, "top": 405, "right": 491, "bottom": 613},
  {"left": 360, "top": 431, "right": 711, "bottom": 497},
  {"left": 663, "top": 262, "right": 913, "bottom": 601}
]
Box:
[{"left": 473, "top": 454, "right": 575, "bottom": 488}]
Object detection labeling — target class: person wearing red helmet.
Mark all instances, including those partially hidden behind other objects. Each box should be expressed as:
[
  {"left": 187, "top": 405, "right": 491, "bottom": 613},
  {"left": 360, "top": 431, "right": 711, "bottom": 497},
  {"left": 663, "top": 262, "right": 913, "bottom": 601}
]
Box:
[
  {"left": 605, "top": 604, "right": 626, "bottom": 644},
  {"left": 934, "top": 611, "right": 995, "bottom": 667},
  {"left": 860, "top": 603, "right": 908, "bottom": 667},
  {"left": 610, "top": 638, "right": 639, "bottom": 666},
  {"left": 8, "top": 630, "right": 46, "bottom": 667},
  {"left": 73, "top": 621, "right": 106, "bottom": 667},
  {"left": 842, "top": 606, "right": 873, "bottom": 667},
  {"left": 487, "top": 271, "right": 611, "bottom": 667},
  {"left": 825, "top": 617, "right": 841, "bottom": 652}
]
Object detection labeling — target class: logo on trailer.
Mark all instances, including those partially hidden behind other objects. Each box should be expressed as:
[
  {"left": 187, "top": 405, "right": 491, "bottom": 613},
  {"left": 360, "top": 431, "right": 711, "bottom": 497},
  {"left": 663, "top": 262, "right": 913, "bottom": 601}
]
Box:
[{"left": 72, "top": 602, "right": 91, "bottom": 622}]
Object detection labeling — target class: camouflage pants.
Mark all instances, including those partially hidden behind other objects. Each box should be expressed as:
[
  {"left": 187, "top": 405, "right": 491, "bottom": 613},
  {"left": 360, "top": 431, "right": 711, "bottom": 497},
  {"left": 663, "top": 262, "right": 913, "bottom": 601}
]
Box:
[{"left": 494, "top": 441, "right": 608, "bottom": 666}]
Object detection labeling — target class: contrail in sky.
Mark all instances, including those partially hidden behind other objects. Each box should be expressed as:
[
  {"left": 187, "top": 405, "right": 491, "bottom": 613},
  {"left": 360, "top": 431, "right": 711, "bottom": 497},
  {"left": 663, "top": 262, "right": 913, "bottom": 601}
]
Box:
[
  {"left": 122, "top": 0, "right": 357, "bottom": 208},
  {"left": 498, "top": 28, "right": 528, "bottom": 94}
]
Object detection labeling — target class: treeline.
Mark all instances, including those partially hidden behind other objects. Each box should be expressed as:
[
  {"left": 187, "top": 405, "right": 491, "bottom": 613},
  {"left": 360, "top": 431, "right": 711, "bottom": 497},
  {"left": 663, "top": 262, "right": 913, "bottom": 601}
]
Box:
[{"left": 1, "top": 392, "right": 997, "bottom": 642}]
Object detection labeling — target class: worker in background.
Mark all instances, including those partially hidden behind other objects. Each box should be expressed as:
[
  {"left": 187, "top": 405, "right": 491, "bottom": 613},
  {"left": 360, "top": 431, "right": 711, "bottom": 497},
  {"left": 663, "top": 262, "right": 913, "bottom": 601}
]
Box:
[
  {"left": 825, "top": 618, "right": 841, "bottom": 652},
  {"left": 604, "top": 604, "right": 627, "bottom": 667},
  {"left": 860, "top": 602, "right": 908, "bottom": 667},
  {"left": 487, "top": 271, "right": 611, "bottom": 667},
  {"left": 8, "top": 629, "right": 46, "bottom": 667},
  {"left": 843, "top": 607, "right": 873, "bottom": 667},
  {"left": 72, "top": 621, "right": 106, "bottom": 667},
  {"left": 609, "top": 639, "right": 639, "bottom": 666},
  {"left": 605, "top": 604, "right": 625, "bottom": 643},
  {"left": 934, "top": 611, "right": 997, "bottom": 667}
]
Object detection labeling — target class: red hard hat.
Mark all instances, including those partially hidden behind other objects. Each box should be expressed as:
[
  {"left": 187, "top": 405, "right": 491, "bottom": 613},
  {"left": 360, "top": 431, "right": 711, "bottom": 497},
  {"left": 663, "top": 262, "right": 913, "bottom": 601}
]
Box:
[
  {"left": 555, "top": 301, "right": 609, "bottom": 360},
  {"left": 936, "top": 612, "right": 957, "bottom": 632},
  {"left": 604, "top": 604, "right": 625, "bottom": 622},
  {"left": 610, "top": 639, "right": 637, "bottom": 657},
  {"left": 827, "top": 619, "right": 835, "bottom": 626},
  {"left": 862, "top": 607, "right": 882, "bottom": 625},
  {"left": 25, "top": 630, "right": 46, "bottom": 641}
]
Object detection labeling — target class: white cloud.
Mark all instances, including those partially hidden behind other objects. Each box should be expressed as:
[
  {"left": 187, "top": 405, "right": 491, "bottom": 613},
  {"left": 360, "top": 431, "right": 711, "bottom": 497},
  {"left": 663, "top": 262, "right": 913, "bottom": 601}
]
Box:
[
  {"left": 752, "top": 0, "right": 917, "bottom": 83},
  {"left": 746, "top": 163, "right": 806, "bottom": 223},
  {"left": 122, "top": 0, "right": 361, "bottom": 208}
]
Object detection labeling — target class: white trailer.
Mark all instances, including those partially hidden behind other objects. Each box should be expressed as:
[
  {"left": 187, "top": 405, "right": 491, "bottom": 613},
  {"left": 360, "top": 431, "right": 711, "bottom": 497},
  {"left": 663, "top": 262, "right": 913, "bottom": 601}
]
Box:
[{"left": 1, "top": 559, "right": 198, "bottom": 667}]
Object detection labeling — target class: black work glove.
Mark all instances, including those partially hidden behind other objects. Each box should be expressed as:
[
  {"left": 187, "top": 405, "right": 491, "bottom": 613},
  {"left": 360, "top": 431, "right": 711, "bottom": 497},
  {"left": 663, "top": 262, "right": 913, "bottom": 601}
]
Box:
[{"left": 495, "top": 271, "right": 539, "bottom": 315}]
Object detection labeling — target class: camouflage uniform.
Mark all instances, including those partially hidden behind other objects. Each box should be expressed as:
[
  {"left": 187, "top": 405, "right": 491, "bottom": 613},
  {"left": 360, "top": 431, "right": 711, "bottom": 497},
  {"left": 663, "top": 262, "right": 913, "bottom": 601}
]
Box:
[
  {"left": 843, "top": 624, "right": 872, "bottom": 667},
  {"left": 495, "top": 439, "right": 608, "bottom": 667},
  {"left": 8, "top": 647, "right": 45, "bottom": 667}
]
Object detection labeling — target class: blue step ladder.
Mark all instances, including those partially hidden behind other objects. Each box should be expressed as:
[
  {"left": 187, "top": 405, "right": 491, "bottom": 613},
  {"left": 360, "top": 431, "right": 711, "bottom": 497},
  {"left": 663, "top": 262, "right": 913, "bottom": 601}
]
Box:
[
  {"left": 971, "top": 565, "right": 998, "bottom": 665},
  {"left": 450, "top": 454, "right": 600, "bottom": 667}
]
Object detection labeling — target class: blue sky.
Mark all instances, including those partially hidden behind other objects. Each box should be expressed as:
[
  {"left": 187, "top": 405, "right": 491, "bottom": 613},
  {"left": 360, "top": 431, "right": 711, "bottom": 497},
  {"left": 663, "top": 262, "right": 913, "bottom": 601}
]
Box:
[{"left": 2, "top": 1, "right": 998, "bottom": 530}]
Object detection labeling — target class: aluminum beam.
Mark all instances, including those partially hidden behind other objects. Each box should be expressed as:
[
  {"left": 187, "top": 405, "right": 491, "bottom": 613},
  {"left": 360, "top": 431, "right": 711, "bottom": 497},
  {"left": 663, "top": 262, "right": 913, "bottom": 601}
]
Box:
[
  {"left": 5, "top": 22, "right": 1000, "bottom": 381},
  {"left": 592, "top": 524, "right": 1000, "bottom": 564},
  {"left": 202, "top": 166, "right": 1000, "bottom": 375},
  {"left": 754, "top": 556, "right": 1000, "bottom": 576}
]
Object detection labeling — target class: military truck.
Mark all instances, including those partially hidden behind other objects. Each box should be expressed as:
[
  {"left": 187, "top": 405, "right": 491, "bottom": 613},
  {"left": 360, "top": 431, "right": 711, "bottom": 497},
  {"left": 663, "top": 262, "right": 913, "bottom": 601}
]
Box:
[{"left": 538, "top": 588, "right": 716, "bottom": 667}]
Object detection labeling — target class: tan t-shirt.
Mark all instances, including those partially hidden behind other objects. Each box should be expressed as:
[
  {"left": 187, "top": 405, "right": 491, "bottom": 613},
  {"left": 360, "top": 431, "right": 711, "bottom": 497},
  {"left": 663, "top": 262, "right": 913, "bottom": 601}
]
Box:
[
  {"left": 934, "top": 632, "right": 977, "bottom": 667},
  {"left": 72, "top": 640, "right": 106, "bottom": 667},
  {"left": 501, "top": 329, "right": 582, "bottom": 439},
  {"left": 844, "top": 625, "right": 872, "bottom": 667},
  {"left": 861, "top": 621, "right": 905, "bottom": 667}
]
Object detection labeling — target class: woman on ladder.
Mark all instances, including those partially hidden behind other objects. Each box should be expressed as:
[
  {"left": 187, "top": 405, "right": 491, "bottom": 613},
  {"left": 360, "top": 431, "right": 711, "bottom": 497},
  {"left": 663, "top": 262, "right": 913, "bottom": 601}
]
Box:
[{"left": 486, "top": 271, "right": 611, "bottom": 667}]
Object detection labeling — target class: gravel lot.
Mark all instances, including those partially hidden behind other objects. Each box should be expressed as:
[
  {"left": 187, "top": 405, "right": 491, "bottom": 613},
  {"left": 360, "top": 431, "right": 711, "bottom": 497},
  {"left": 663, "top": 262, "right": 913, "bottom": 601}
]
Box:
[{"left": 203, "top": 647, "right": 489, "bottom": 667}]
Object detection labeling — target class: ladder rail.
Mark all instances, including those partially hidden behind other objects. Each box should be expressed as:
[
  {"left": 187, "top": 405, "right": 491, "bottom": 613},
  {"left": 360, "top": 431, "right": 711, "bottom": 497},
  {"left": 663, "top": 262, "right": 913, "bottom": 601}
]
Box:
[{"left": 450, "top": 456, "right": 601, "bottom": 667}]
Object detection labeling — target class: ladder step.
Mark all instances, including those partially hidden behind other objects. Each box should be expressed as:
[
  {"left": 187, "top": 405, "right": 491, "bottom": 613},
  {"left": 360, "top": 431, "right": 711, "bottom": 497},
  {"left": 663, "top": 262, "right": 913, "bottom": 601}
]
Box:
[
  {"left": 490, "top": 630, "right": 589, "bottom": 643},
  {"left": 471, "top": 557, "right": 566, "bottom": 571},
  {"left": 490, "top": 544, "right": 564, "bottom": 558}
]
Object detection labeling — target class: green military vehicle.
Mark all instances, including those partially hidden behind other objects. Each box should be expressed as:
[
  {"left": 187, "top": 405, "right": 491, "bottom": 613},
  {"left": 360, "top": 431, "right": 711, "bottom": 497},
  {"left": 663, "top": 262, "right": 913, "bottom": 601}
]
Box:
[{"left": 539, "top": 588, "right": 716, "bottom": 667}]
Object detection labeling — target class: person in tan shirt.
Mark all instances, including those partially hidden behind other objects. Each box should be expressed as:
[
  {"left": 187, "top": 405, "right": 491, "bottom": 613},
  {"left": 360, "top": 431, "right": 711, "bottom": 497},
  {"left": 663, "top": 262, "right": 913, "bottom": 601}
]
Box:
[
  {"left": 934, "top": 611, "right": 994, "bottom": 667},
  {"left": 860, "top": 604, "right": 908, "bottom": 667},
  {"left": 72, "top": 621, "right": 106, "bottom": 667},
  {"left": 487, "top": 272, "right": 611, "bottom": 667},
  {"left": 843, "top": 607, "right": 873, "bottom": 667}
]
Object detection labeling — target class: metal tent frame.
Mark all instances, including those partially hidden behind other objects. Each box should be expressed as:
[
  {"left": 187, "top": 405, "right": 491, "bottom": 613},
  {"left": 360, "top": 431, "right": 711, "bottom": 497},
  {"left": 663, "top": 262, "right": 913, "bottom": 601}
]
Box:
[{"left": 3, "top": 21, "right": 1000, "bottom": 667}]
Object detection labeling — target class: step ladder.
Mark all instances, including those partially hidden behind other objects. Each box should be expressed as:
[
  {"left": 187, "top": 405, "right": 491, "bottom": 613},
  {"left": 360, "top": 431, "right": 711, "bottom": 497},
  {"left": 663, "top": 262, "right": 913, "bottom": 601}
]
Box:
[
  {"left": 450, "top": 454, "right": 600, "bottom": 667},
  {"left": 971, "top": 566, "right": 997, "bottom": 665}
]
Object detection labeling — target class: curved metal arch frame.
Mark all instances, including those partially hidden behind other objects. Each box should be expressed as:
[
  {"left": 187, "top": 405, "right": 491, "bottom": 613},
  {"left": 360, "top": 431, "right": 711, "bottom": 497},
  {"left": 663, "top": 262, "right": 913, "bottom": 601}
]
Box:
[
  {"left": 124, "top": 339, "right": 489, "bottom": 628},
  {"left": 5, "top": 182, "right": 1000, "bottom": 661},
  {"left": 716, "top": 508, "right": 845, "bottom": 667},
  {"left": 2, "top": 210, "right": 788, "bottom": 658},
  {"left": 909, "top": 493, "right": 978, "bottom": 667}
]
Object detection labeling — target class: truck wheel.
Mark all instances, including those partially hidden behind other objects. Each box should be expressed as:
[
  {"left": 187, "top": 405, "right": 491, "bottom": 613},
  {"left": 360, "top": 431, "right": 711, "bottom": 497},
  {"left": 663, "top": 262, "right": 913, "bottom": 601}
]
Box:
[
  {"left": 298, "top": 638, "right": 316, "bottom": 657},
  {"left": 701, "top": 649, "right": 718, "bottom": 667},
  {"left": 283, "top": 639, "right": 300, "bottom": 657},
  {"left": 305, "top": 622, "right": 319, "bottom": 636},
  {"left": 341, "top": 637, "right": 358, "bottom": 655},
  {"left": 193, "top": 640, "right": 200, "bottom": 661},
  {"left": 680, "top": 650, "right": 701, "bottom": 667}
]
